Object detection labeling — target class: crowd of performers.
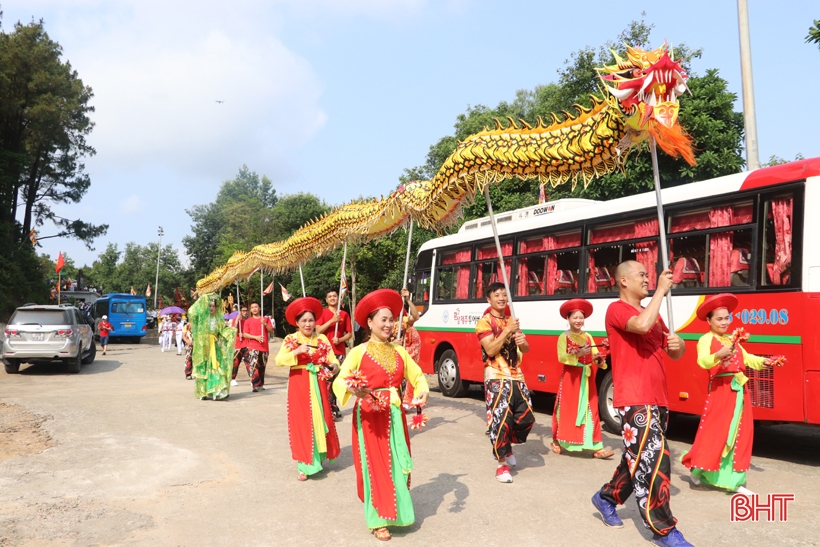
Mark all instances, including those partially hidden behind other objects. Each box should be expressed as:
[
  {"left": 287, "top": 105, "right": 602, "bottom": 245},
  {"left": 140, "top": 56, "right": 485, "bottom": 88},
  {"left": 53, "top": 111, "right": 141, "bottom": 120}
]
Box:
[{"left": 179, "top": 259, "right": 782, "bottom": 546}]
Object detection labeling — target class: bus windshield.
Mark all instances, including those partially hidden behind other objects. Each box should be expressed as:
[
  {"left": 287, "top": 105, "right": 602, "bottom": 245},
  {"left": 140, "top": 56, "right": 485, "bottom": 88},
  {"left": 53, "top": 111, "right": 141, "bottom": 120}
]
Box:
[{"left": 111, "top": 301, "right": 144, "bottom": 314}]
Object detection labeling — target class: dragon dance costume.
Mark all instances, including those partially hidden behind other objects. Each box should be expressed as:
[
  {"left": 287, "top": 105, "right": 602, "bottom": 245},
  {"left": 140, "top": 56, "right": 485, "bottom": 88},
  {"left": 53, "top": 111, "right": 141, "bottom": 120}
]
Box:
[
  {"left": 332, "top": 289, "right": 430, "bottom": 532},
  {"left": 476, "top": 307, "right": 535, "bottom": 461},
  {"left": 189, "top": 294, "right": 235, "bottom": 400},
  {"left": 681, "top": 294, "right": 769, "bottom": 491},
  {"left": 276, "top": 297, "right": 341, "bottom": 478}
]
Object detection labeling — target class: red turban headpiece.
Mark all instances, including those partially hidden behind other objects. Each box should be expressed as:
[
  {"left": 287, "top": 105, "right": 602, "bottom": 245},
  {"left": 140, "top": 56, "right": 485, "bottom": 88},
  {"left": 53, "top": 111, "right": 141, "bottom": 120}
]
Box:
[
  {"left": 355, "top": 289, "right": 403, "bottom": 328},
  {"left": 285, "top": 297, "right": 324, "bottom": 327},
  {"left": 696, "top": 293, "right": 738, "bottom": 321},
  {"left": 559, "top": 298, "right": 593, "bottom": 319}
]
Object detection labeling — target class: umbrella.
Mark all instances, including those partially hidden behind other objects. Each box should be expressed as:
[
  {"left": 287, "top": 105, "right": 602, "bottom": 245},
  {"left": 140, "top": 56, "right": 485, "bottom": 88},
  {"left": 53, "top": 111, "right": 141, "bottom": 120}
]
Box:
[
  {"left": 224, "top": 311, "right": 239, "bottom": 320},
  {"left": 160, "top": 306, "right": 185, "bottom": 316}
]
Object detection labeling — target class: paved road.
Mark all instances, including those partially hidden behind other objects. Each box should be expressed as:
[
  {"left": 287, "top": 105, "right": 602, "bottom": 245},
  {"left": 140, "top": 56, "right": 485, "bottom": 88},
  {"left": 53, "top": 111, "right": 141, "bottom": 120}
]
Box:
[{"left": 1, "top": 341, "right": 818, "bottom": 546}]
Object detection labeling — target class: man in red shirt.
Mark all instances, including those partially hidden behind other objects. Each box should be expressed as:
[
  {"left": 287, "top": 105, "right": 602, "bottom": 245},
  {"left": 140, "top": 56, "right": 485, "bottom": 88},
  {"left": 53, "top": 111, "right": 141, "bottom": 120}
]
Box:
[
  {"left": 316, "top": 288, "right": 352, "bottom": 418},
  {"left": 230, "top": 305, "right": 249, "bottom": 386},
  {"left": 591, "top": 261, "right": 690, "bottom": 547},
  {"left": 237, "top": 302, "right": 274, "bottom": 392},
  {"left": 97, "top": 315, "right": 113, "bottom": 356}
]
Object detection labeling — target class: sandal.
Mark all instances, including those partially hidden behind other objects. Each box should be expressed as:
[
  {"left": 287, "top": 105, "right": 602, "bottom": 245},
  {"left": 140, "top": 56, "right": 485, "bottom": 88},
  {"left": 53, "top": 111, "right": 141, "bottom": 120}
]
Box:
[
  {"left": 593, "top": 449, "right": 615, "bottom": 459},
  {"left": 550, "top": 442, "right": 562, "bottom": 454},
  {"left": 373, "top": 528, "right": 391, "bottom": 541},
  {"left": 297, "top": 472, "right": 307, "bottom": 481}
]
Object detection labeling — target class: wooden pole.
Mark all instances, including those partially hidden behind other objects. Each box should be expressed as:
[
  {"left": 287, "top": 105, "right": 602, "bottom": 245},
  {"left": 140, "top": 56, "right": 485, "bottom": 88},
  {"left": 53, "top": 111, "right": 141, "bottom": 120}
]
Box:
[
  {"left": 482, "top": 184, "right": 515, "bottom": 318},
  {"left": 396, "top": 220, "right": 414, "bottom": 339},
  {"left": 650, "top": 137, "right": 675, "bottom": 331},
  {"left": 334, "top": 242, "right": 348, "bottom": 340}
]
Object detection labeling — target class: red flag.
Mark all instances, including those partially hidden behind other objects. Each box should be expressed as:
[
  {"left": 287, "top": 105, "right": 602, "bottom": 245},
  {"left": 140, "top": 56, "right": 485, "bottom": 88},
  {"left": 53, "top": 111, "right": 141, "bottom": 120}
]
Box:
[
  {"left": 280, "top": 283, "right": 292, "bottom": 302},
  {"left": 55, "top": 252, "right": 65, "bottom": 273},
  {"left": 146, "top": 284, "right": 152, "bottom": 297},
  {"left": 28, "top": 229, "right": 37, "bottom": 245},
  {"left": 263, "top": 282, "right": 274, "bottom": 295}
]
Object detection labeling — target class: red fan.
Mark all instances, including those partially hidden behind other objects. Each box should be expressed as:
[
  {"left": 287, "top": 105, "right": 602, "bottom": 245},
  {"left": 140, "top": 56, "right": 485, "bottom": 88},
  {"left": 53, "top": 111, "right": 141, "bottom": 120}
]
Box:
[
  {"left": 317, "top": 366, "right": 333, "bottom": 382},
  {"left": 345, "top": 369, "right": 368, "bottom": 391},
  {"left": 731, "top": 327, "right": 750, "bottom": 345},
  {"left": 767, "top": 355, "right": 787, "bottom": 368},
  {"left": 409, "top": 405, "right": 429, "bottom": 430},
  {"left": 369, "top": 390, "right": 390, "bottom": 412}
]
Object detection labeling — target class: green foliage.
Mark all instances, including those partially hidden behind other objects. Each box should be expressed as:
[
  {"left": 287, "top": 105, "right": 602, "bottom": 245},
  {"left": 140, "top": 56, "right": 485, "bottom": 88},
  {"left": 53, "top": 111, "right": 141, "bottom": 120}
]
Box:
[
  {"left": 763, "top": 153, "right": 805, "bottom": 167},
  {"left": 807, "top": 20, "right": 820, "bottom": 49},
  {"left": 0, "top": 18, "right": 106, "bottom": 247},
  {"left": 0, "top": 17, "right": 105, "bottom": 317},
  {"left": 82, "top": 242, "right": 188, "bottom": 305}
]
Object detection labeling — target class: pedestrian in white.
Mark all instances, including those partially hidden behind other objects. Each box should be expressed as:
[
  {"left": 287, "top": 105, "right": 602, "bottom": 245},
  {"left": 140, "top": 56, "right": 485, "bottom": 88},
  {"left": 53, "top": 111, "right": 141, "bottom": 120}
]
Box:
[
  {"left": 175, "top": 317, "right": 185, "bottom": 355},
  {"left": 161, "top": 317, "right": 174, "bottom": 352}
]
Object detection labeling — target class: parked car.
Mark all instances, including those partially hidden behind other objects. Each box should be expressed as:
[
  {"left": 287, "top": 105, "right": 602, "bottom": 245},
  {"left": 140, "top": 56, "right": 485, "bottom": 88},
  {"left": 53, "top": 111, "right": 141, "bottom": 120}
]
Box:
[{"left": 1, "top": 304, "right": 96, "bottom": 374}]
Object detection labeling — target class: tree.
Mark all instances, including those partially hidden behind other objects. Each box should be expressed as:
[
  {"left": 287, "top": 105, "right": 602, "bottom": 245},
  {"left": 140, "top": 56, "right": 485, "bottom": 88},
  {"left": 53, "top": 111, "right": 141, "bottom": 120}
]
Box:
[
  {"left": 0, "top": 19, "right": 106, "bottom": 248},
  {"left": 807, "top": 20, "right": 820, "bottom": 49},
  {"left": 183, "top": 166, "right": 279, "bottom": 279}
]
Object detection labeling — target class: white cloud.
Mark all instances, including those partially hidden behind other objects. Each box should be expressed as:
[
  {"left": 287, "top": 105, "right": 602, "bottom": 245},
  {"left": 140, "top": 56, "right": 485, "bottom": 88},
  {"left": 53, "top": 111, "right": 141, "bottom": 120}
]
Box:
[{"left": 120, "top": 194, "right": 142, "bottom": 214}]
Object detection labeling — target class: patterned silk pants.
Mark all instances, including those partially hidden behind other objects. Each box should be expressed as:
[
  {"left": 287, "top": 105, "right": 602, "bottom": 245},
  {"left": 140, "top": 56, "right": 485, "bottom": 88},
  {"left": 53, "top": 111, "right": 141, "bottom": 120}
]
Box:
[
  {"left": 484, "top": 379, "right": 535, "bottom": 460},
  {"left": 242, "top": 350, "right": 268, "bottom": 388},
  {"left": 184, "top": 344, "right": 193, "bottom": 377},
  {"left": 600, "top": 405, "right": 677, "bottom": 536},
  {"left": 231, "top": 347, "right": 249, "bottom": 380}
]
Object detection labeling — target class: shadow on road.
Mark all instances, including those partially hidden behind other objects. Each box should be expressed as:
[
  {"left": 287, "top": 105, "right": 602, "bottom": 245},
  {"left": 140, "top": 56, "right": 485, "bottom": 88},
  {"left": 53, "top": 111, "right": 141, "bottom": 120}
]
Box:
[
  {"left": 17, "top": 359, "right": 122, "bottom": 375},
  {"left": 403, "top": 473, "right": 469, "bottom": 534}
]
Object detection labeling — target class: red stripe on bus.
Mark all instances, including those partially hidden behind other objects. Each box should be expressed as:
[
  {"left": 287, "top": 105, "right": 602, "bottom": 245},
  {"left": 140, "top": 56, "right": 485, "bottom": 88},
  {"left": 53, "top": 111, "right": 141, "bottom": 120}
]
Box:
[{"left": 740, "top": 157, "right": 820, "bottom": 190}]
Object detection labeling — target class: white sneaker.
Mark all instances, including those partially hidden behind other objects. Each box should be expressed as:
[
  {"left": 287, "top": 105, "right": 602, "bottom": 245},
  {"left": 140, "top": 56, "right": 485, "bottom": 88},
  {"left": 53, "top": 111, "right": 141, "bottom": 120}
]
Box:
[
  {"left": 230, "top": 379, "right": 238, "bottom": 387},
  {"left": 495, "top": 465, "right": 513, "bottom": 483},
  {"left": 689, "top": 474, "right": 701, "bottom": 486},
  {"left": 734, "top": 486, "right": 755, "bottom": 496},
  {"left": 506, "top": 454, "right": 517, "bottom": 467}
]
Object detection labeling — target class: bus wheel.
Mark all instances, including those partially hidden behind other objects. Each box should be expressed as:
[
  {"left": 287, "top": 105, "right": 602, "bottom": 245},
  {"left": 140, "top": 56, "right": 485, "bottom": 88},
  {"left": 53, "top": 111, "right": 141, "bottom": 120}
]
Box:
[
  {"left": 597, "top": 370, "right": 620, "bottom": 434},
  {"left": 437, "top": 349, "right": 468, "bottom": 398}
]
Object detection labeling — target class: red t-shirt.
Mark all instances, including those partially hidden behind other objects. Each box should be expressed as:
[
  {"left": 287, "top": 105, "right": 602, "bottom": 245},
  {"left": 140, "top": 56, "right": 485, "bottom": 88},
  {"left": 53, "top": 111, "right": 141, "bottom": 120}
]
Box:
[
  {"left": 243, "top": 316, "right": 272, "bottom": 352},
  {"left": 605, "top": 299, "right": 669, "bottom": 408},
  {"left": 319, "top": 308, "right": 351, "bottom": 356},
  {"left": 233, "top": 318, "right": 248, "bottom": 349},
  {"left": 98, "top": 321, "right": 112, "bottom": 338}
]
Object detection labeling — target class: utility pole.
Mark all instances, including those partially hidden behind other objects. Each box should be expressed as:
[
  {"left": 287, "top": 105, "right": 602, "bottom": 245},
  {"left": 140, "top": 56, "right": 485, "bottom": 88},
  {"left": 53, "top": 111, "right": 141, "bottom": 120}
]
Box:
[
  {"left": 738, "top": 0, "right": 760, "bottom": 170},
  {"left": 154, "top": 226, "right": 163, "bottom": 309}
]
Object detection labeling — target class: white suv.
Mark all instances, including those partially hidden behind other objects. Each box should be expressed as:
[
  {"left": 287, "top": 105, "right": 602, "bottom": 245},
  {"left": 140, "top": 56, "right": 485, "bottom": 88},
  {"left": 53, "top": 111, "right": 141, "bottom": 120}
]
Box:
[{"left": 2, "top": 304, "right": 96, "bottom": 374}]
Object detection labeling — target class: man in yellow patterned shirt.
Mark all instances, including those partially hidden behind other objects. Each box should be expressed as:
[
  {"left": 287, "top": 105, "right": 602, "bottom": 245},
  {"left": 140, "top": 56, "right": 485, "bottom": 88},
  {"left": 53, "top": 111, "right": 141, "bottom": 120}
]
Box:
[{"left": 476, "top": 282, "right": 534, "bottom": 483}]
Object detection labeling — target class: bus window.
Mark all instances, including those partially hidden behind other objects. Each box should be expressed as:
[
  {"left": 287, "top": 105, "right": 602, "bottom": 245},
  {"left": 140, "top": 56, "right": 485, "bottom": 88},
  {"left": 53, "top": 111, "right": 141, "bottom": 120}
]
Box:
[
  {"left": 437, "top": 248, "right": 470, "bottom": 300},
  {"left": 668, "top": 200, "right": 756, "bottom": 289},
  {"left": 761, "top": 194, "right": 794, "bottom": 287},
  {"left": 516, "top": 230, "right": 581, "bottom": 296},
  {"left": 411, "top": 271, "right": 430, "bottom": 305},
  {"left": 473, "top": 242, "right": 512, "bottom": 298},
  {"left": 587, "top": 218, "right": 658, "bottom": 293}
]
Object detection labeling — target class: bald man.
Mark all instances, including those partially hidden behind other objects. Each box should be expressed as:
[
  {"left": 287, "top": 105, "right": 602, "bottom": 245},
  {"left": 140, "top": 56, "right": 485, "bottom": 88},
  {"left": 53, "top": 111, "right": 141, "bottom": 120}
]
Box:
[{"left": 591, "top": 261, "right": 692, "bottom": 547}]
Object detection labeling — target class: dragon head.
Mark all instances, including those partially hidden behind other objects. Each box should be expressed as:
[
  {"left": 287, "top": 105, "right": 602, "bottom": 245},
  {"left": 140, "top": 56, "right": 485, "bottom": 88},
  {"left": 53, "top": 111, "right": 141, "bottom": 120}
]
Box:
[{"left": 598, "top": 43, "right": 695, "bottom": 165}]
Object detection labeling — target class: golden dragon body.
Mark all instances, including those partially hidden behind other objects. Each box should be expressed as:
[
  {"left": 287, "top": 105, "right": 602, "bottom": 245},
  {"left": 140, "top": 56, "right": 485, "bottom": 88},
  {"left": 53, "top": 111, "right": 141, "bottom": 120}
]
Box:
[{"left": 197, "top": 43, "right": 695, "bottom": 294}]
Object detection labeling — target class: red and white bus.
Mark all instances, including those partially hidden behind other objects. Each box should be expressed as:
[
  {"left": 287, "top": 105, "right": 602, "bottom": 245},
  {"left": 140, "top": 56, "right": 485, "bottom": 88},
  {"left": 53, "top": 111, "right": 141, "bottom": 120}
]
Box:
[{"left": 410, "top": 157, "right": 820, "bottom": 432}]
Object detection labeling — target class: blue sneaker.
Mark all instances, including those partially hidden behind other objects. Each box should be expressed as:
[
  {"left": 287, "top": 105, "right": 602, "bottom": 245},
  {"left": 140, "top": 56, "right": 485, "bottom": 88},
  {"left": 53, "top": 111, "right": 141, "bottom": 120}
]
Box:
[
  {"left": 652, "top": 528, "right": 693, "bottom": 547},
  {"left": 591, "top": 491, "right": 623, "bottom": 528}
]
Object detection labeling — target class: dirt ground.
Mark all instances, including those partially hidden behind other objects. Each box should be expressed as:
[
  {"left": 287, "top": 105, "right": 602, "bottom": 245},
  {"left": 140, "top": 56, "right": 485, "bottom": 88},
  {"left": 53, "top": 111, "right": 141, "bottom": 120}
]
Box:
[{"left": 1, "top": 340, "right": 818, "bottom": 546}]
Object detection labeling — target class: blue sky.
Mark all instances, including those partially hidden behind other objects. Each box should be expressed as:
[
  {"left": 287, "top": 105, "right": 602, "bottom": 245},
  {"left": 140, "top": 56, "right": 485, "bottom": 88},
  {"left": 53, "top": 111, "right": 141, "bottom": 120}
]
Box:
[{"left": 6, "top": 0, "right": 819, "bottom": 268}]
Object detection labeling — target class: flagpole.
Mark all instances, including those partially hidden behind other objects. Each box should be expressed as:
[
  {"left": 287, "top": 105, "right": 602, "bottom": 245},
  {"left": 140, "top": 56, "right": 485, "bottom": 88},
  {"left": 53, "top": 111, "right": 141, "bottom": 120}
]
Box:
[
  {"left": 650, "top": 137, "right": 675, "bottom": 331},
  {"left": 334, "top": 242, "right": 348, "bottom": 341},
  {"left": 299, "top": 264, "right": 306, "bottom": 297},
  {"left": 236, "top": 278, "right": 243, "bottom": 337},
  {"left": 483, "top": 183, "right": 515, "bottom": 318},
  {"left": 58, "top": 272, "right": 61, "bottom": 304},
  {"left": 396, "top": 220, "right": 414, "bottom": 339},
  {"left": 260, "top": 272, "right": 264, "bottom": 317}
]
